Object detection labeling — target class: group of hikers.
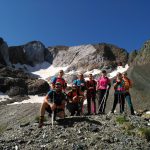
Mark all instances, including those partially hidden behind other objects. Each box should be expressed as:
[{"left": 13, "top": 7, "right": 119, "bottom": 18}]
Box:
[{"left": 38, "top": 69, "right": 135, "bottom": 128}]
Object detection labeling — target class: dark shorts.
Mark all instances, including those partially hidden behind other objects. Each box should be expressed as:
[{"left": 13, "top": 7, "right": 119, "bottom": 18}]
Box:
[{"left": 45, "top": 105, "right": 64, "bottom": 114}]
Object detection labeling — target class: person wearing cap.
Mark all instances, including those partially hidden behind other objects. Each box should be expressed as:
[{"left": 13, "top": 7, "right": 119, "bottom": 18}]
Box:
[
  {"left": 73, "top": 73, "right": 86, "bottom": 93},
  {"left": 86, "top": 74, "right": 97, "bottom": 115},
  {"left": 66, "top": 84, "right": 85, "bottom": 116},
  {"left": 38, "top": 82, "right": 67, "bottom": 128},
  {"left": 97, "top": 70, "right": 111, "bottom": 114},
  {"left": 111, "top": 72, "right": 125, "bottom": 114},
  {"left": 50, "top": 70, "right": 67, "bottom": 91},
  {"left": 122, "top": 72, "right": 135, "bottom": 115}
]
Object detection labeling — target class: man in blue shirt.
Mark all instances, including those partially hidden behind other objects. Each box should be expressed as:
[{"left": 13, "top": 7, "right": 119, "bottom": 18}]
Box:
[{"left": 38, "top": 82, "right": 67, "bottom": 128}]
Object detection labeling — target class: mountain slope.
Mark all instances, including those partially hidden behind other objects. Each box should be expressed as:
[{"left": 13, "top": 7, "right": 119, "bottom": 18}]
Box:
[{"left": 128, "top": 40, "right": 150, "bottom": 110}]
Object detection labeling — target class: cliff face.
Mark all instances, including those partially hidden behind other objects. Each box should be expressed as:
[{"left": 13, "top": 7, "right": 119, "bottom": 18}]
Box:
[
  {"left": 0, "top": 39, "right": 128, "bottom": 73},
  {"left": 128, "top": 40, "right": 150, "bottom": 110},
  {"left": 129, "top": 40, "right": 150, "bottom": 65},
  {"left": 47, "top": 43, "right": 128, "bottom": 72},
  {"left": 0, "top": 38, "right": 10, "bottom": 66},
  {"left": 8, "top": 41, "right": 46, "bottom": 66}
]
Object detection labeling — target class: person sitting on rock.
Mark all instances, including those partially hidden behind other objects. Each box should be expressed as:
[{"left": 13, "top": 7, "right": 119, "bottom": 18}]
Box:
[
  {"left": 122, "top": 72, "right": 135, "bottom": 115},
  {"left": 111, "top": 72, "right": 125, "bottom": 114},
  {"left": 66, "top": 84, "right": 85, "bottom": 116},
  {"left": 86, "top": 74, "right": 97, "bottom": 115},
  {"left": 50, "top": 70, "right": 67, "bottom": 91},
  {"left": 38, "top": 82, "right": 67, "bottom": 128}
]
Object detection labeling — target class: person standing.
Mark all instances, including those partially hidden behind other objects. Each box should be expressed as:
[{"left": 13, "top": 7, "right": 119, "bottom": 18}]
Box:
[
  {"left": 73, "top": 73, "right": 86, "bottom": 93},
  {"left": 97, "top": 70, "right": 111, "bottom": 114},
  {"left": 50, "top": 70, "right": 67, "bottom": 91},
  {"left": 122, "top": 72, "right": 135, "bottom": 115},
  {"left": 111, "top": 73, "right": 125, "bottom": 114},
  {"left": 86, "top": 74, "right": 97, "bottom": 115}
]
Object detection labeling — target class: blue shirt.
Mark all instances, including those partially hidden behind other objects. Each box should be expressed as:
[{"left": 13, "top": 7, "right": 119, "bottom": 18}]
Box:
[
  {"left": 73, "top": 79, "right": 86, "bottom": 92},
  {"left": 47, "top": 90, "right": 67, "bottom": 105}
]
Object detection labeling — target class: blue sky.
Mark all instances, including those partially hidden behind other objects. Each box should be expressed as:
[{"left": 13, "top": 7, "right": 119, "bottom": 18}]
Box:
[{"left": 0, "top": 0, "right": 150, "bottom": 52}]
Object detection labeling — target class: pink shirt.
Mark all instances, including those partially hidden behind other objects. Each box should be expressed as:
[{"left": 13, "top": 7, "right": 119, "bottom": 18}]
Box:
[{"left": 97, "top": 76, "right": 110, "bottom": 90}]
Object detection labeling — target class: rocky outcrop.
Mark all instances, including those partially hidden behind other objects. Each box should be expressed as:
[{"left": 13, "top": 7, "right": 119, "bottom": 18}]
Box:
[
  {"left": 130, "top": 40, "right": 150, "bottom": 65},
  {"left": 127, "top": 40, "right": 150, "bottom": 110},
  {"left": 0, "top": 38, "right": 10, "bottom": 66},
  {"left": 8, "top": 41, "right": 46, "bottom": 66},
  {"left": 128, "top": 50, "right": 138, "bottom": 65},
  {"left": 26, "top": 79, "right": 50, "bottom": 95},
  {"left": 48, "top": 44, "right": 128, "bottom": 72},
  {"left": 0, "top": 64, "right": 49, "bottom": 97}
]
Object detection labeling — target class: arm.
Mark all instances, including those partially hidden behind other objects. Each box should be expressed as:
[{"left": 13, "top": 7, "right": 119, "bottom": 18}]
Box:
[{"left": 44, "top": 93, "right": 56, "bottom": 111}]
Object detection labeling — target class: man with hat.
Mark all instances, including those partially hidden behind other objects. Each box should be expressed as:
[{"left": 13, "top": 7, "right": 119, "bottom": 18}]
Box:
[{"left": 38, "top": 82, "right": 67, "bottom": 128}]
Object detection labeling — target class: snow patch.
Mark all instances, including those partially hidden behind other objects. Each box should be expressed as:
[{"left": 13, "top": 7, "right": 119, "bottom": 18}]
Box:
[
  {"left": 14, "top": 62, "right": 68, "bottom": 80},
  {"left": 0, "top": 92, "right": 11, "bottom": 102},
  {"left": 8, "top": 95, "right": 45, "bottom": 105},
  {"left": 108, "top": 64, "right": 129, "bottom": 79}
]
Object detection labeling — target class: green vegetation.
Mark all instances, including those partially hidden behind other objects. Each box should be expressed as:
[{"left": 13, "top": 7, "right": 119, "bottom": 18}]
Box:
[
  {"left": 138, "top": 128, "right": 150, "bottom": 141},
  {"left": 34, "top": 115, "right": 47, "bottom": 123},
  {"left": 122, "top": 122, "right": 135, "bottom": 131},
  {"left": 116, "top": 116, "right": 128, "bottom": 124}
]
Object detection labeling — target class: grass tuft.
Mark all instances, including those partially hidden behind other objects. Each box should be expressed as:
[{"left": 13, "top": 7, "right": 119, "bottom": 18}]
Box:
[
  {"left": 138, "top": 128, "right": 150, "bottom": 141},
  {"left": 116, "top": 116, "right": 128, "bottom": 124}
]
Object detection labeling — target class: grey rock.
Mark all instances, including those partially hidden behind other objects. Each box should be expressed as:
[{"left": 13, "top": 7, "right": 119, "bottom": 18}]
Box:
[{"left": 0, "top": 38, "right": 11, "bottom": 66}]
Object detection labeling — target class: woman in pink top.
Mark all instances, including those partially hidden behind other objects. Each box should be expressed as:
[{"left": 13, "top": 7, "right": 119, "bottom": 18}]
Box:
[{"left": 97, "top": 70, "right": 111, "bottom": 114}]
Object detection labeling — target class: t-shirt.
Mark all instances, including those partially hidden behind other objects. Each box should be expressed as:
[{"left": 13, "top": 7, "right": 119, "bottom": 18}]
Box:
[
  {"left": 97, "top": 76, "right": 110, "bottom": 90},
  {"left": 51, "top": 76, "right": 67, "bottom": 90},
  {"left": 67, "top": 90, "right": 83, "bottom": 103},
  {"left": 86, "top": 80, "right": 97, "bottom": 93},
  {"left": 47, "top": 90, "right": 67, "bottom": 106},
  {"left": 113, "top": 79, "right": 125, "bottom": 94},
  {"left": 73, "top": 79, "right": 86, "bottom": 92}
]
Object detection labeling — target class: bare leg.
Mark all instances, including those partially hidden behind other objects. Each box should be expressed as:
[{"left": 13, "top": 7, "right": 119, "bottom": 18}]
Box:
[{"left": 40, "top": 101, "right": 50, "bottom": 116}]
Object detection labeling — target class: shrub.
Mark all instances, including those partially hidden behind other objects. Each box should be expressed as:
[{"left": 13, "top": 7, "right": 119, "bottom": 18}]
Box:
[
  {"left": 34, "top": 116, "right": 47, "bottom": 123},
  {"left": 138, "top": 128, "right": 150, "bottom": 141},
  {"left": 116, "top": 116, "right": 128, "bottom": 124}
]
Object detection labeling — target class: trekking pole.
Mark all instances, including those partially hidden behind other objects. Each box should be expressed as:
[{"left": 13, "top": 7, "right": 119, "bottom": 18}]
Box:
[
  {"left": 51, "top": 110, "right": 54, "bottom": 129},
  {"left": 97, "top": 89, "right": 108, "bottom": 114},
  {"left": 124, "top": 93, "right": 127, "bottom": 116},
  {"left": 119, "top": 93, "right": 123, "bottom": 114},
  {"left": 51, "top": 92, "right": 55, "bottom": 129},
  {"left": 101, "top": 90, "right": 108, "bottom": 113}
]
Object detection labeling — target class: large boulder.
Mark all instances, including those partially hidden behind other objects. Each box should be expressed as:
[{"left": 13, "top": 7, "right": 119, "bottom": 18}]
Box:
[
  {"left": 26, "top": 79, "right": 50, "bottom": 95},
  {"left": 0, "top": 64, "right": 49, "bottom": 96}
]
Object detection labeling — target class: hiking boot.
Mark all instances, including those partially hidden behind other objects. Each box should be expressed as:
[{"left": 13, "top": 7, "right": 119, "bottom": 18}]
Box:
[
  {"left": 131, "top": 112, "right": 135, "bottom": 115},
  {"left": 38, "top": 116, "right": 44, "bottom": 128},
  {"left": 110, "top": 111, "right": 114, "bottom": 114}
]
